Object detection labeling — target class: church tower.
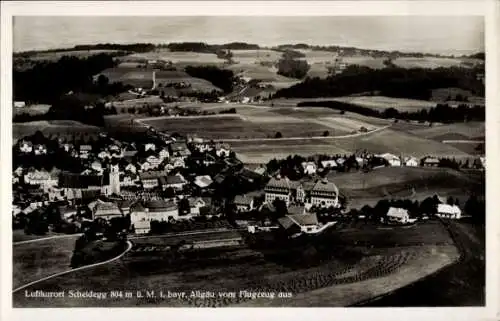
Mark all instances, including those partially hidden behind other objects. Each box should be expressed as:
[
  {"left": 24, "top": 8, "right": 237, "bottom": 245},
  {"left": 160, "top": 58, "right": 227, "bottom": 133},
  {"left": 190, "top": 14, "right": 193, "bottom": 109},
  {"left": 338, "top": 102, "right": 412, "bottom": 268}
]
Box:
[{"left": 109, "top": 164, "right": 120, "bottom": 195}]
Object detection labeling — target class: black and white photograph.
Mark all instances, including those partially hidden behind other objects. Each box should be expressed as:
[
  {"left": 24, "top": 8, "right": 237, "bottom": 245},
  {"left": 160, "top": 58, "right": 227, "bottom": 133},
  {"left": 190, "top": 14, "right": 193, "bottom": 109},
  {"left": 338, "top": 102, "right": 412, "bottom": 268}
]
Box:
[{"left": 1, "top": 1, "right": 498, "bottom": 318}]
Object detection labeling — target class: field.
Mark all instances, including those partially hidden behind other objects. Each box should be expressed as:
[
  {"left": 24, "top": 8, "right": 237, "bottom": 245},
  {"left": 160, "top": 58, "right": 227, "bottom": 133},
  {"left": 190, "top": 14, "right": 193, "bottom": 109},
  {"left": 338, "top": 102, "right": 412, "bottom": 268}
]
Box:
[
  {"left": 361, "top": 219, "right": 485, "bottom": 306},
  {"left": 326, "top": 166, "right": 482, "bottom": 209},
  {"left": 330, "top": 96, "right": 437, "bottom": 111},
  {"left": 232, "top": 127, "right": 473, "bottom": 164},
  {"left": 13, "top": 120, "right": 101, "bottom": 142},
  {"left": 392, "top": 57, "right": 470, "bottom": 69},
  {"left": 123, "top": 49, "right": 224, "bottom": 65},
  {"left": 409, "top": 122, "right": 485, "bottom": 141},
  {"left": 12, "top": 235, "right": 80, "bottom": 289},
  {"left": 140, "top": 114, "right": 337, "bottom": 139},
  {"left": 230, "top": 49, "right": 282, "bottom": 64},
  {"left": 13, "top": 219, "right": 461, "bottom": 307},
  {"left": 99, "top": 67, "right": 221, "bottom": 92}
]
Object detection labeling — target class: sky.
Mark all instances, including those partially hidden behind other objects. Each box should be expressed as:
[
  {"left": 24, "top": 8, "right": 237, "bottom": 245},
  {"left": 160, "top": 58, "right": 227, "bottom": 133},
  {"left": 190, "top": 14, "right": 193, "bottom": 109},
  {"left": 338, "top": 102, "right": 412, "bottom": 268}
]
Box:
[{"left": 13, "top": 16, "right": 484, "bottom": 55}]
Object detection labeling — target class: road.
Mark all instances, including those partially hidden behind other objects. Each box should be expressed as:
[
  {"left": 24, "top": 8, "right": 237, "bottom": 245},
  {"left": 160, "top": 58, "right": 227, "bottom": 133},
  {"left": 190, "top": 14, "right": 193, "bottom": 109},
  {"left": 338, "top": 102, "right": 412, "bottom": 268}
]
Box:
[{"left": 13, "top": 233, "right": 83, "bottom": 246}]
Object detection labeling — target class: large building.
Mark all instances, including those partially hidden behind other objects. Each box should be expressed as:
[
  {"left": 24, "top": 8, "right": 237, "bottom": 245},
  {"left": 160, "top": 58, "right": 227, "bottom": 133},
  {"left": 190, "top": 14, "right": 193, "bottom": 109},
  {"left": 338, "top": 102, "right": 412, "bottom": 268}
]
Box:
[{"left": 264, "top": 176, "right": 339, "bottom": 209}]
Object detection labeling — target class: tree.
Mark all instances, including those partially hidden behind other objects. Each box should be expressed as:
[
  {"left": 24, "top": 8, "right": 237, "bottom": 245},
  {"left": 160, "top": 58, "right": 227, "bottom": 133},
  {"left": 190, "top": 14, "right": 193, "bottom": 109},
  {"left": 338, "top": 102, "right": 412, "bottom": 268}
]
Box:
[
  {"left": 272, "top": 198, "right": 288, "bottom": 220},
  {"left": 275, "top": 132, "right": 283, "bottom": 139},
  {"left": 178, "top": 198, "right": 191, "bottom": 216},
  {"left": 322, "top": 130, "right": 330, "bottom": 137}
]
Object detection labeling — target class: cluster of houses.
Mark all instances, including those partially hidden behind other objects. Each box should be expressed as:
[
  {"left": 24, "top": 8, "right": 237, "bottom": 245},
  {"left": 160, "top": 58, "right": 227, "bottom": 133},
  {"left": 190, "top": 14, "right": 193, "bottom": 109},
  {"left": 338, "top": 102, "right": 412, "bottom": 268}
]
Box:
[{"left": 13, "top": 125, "right": 479, "bottom": 237}]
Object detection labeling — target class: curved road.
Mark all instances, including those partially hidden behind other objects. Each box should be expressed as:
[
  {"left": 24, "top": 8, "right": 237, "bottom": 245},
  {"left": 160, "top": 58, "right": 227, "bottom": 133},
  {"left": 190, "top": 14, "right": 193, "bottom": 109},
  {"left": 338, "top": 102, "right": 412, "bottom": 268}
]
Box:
[{"left": 13, "top": 240, "right": 133, "bottom": 293}]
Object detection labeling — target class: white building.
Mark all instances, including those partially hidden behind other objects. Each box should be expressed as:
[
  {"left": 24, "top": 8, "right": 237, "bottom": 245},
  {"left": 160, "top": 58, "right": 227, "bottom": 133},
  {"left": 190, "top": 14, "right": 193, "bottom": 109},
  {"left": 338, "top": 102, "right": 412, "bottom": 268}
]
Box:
[
  {"left": 321, "top": 160, "right": 338, "bottom": 169},
  {"left": 301, "top": 162, "right": 317, "bottom": 175},
  {"left": 125, "top": 163, "right": 137, "bottom": 174},
  {"left": 194, "top": 175, "right": 213, "bottom": 189},
  {"left": 234, "top": 195, "right": 254, "bottom": 212},
  {"left": 436, "top": 204, "right": 462, "bottom": 219},
  {"left": 386, "top": 207, "right": 410, "bottom": 224},
  {"left": 34, "top": 144, "right": 48, "bottom": 156},
  {"left": 404, "top": 156, "right": 419, "bottom": 167},
  {"left": 146, "top": 155, "right": 162, "bottom": 169},
  {"left": 144, "top": 143, "right": 156, "bottom": 152},
  {"left": 19, "top": 141, "right": 33, "bottom": 153},
  {"left": 378, "top": 153, "right": 401, "bottom": 167},
  {"left": 159, "top": 148, "right": 170, "bottom": 160},
  {"left": 310, "top": 178, "right": 339, "bottom": 208}
]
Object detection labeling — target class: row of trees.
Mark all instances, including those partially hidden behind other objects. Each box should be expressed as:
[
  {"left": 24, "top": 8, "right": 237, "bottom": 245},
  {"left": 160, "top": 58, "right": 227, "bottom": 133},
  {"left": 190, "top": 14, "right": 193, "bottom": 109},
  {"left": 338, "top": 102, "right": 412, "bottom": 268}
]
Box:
[
  {"left": 184, "top": 66, "right": 235, "bottom": 93},
  {"left": 297, "top": 101, "right": 485, "bottom": 123},
  {"left": 275, "top": 65, "right": 485, "bottom": 100}
]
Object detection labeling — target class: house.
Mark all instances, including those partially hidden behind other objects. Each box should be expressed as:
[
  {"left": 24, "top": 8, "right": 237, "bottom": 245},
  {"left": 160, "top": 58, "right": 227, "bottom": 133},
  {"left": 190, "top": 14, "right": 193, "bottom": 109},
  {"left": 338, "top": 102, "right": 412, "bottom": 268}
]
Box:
[
  {"left": 89, "top": 199, "right": 122, "bottom": 221},
  {"left": 79, "top": 145, "right": 92, "bottom": 159},
  {"left": 144, "top": 143, "right": 156, "bottom": 152},
  {"left": 158, "top": 148, "right": 170, "bottom": 160},
  {"left": 120, "top": 173, "right": 138, "bottom": 187},
  {"left": 194, "top": 175, "right": 213, "bottom": 189},
  {"left": 139, "top": 161, "right": 152, "bottom": 172},
  {"left": 169, "top": 157, "right": 185, "bottom": 169},
  {"left": 14, "top": 166, "right": 24, "bottom": 177},
  {"left": 310, "top": 178, "right": 339, "bottom": 208},
  {"left": 404, "top": 156, "right": 419, "bottom": 167},
  {"left": 91, "top": 160, "right": 103, "bottom": 174},
  {"left": 377, "top": 153, "right": 401, "bottom": 167},
  {"left": 24, "top": 169, "right": 59, "bottom": 188},
  {"left": 146, "top": 155, "right": 162, "bottom": 169},
  {"left": 278, "top": 213, "right": 320, "bottom": 235},
  {"left": 253, "top": 164, "right": 267, "bottom": 176},
  {"left": 188, "top": 197, "right": 206, "bottom": 215},
  {"left": 130, "top": 203, "right": 149, "bottom": 234},
  {"left": 59, "top": 206, "right": 78, "bottom": 219},
  {"left": 336, "top": 158, "right": 346, "bottom": 166},
  {"left": 264, "top": 176, "right": 295, "bottom": 206},
  {"left": 139, "top": 172, "right": 162, "bottom": 189},
  {"left": 321, "top": 160, "right": 338, "bottom": 169},
  {"left": 215, "top": 143, "right": 231, "bottom": 158},
  {"left": 19, "top": 141, "right": 33, "bottom": 153},
  {"left": 422, "top": 156, "right": 440, "bottom": 167},
  {"left": 194, "top": 142, "right": 212, "bottom": 153},
  {"left": 123, "top": 145, "right": 138, "bottom": 158},
  {"left": 436, "top": 204, "right": 462, "bottom": 219},
  {"left": 301, "top": 162, "right": 317, "bottom": 175},
  {"left": 58, "top": 172, "right": 111, "bottom": 199},
  {"left": 34, "top": 144, "right": 48, "bottom": 156},
  {"left": 234, "top": 195, "right": 254, "bottom": 212},
  {"left": 61, "top": 142, "right": 74, "bottom": 153},
  {"left": 386, "top": 207, "right": 410, "bottom": 224},
  {"left": 14, "top": 101, "right": 26, "bottom": 108},
  {"left": 287, "top": 205, "right": 306, "bottom": 215},
  {"left": 161, "top": 174, "right": 187, "bottom": 191}
]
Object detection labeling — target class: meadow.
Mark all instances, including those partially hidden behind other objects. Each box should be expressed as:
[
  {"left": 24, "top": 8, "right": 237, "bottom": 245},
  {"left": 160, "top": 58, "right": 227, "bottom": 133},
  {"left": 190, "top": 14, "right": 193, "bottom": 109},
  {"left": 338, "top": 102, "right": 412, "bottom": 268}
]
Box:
[
  {"left": 392, "top": 57, "right": 471, "bottom": 69},
  {"left": 12, "top": 235, "right": 80, "bottom": 289},
  {"left": 330, "top": 96, "right": 437, "bottom": 112},
  {"left": 13, "top": 120, "right": 101, "bottom": 142}
]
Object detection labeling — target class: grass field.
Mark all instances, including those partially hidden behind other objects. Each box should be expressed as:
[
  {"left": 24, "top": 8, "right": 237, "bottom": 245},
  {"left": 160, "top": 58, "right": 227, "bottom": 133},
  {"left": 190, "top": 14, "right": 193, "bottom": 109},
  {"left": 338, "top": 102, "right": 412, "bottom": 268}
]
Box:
[
  {"left": 12, "top": 235, "right": 79, "bottom": 289},
  {"left": 331, "top": 96, "right": 437, "bottom": 111},
  {"left": 100, "top": 67, "right": 221, "bottom": 92},
  {"left": 230, "top": 49, "right": 282, "bottom": 64},
  {"left": 409, "top": 122, "right": 485, "bottom": 141},
  {"left": 13, "top": 120, "right": 101, "bottom": 141},
  {"left": 124, "top": 50, "right": 224, "bottom": 65},
  {"left": 13, "top": 220, "right": 460, "bottom": 307},
  {"left": 141, "top": 115, "right": 337, "bottom": 139},
  {"left": 392, "top": 57, "right": 469, "bottom": 69},
  {"left": 233, "top": 127, "right": 473, "bottom": 164},
  {"left": 361, "top": 219, "right": 485, "bottom": 306}
]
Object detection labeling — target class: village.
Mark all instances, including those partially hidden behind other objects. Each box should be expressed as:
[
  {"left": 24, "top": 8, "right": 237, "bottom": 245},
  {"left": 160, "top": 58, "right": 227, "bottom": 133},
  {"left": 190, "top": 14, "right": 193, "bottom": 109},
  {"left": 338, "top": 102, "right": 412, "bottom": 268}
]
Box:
[{"left": 11, "top": 123, "right": 484, "bottom": 240}]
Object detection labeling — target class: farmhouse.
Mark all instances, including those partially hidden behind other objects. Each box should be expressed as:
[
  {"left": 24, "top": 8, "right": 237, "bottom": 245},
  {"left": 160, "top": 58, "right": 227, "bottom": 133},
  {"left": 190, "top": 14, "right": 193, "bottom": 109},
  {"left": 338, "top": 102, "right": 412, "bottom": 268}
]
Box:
[
  {"left": 404, "top": 156, "right": 419, "bottom": 167},
  {"left": 34, "top": 144, "right": 48, "bottom": 156},
  {"left": 377, "top": 153, "right": 401, "bottom": 167},
  {"left": 310, "top": 178, "right": 339, "bottom": 208},
  {"left": 19, "top": 140, "right": 33, "bottom": 153},
  {"left": 234, "top": 195, "right": 254, "bottom": 212},
  {"left": 301, "top": 162, "right": 317, "bottom": 175},
  {"left": 215, "top": 143, "right": 231, "bottom": 158},
  {"left": 89, "top": 199, "right": 122, "bottom": 221},
  {"left": 278, "top": 213, "right": 320, "bottom": 235},
  {"left": 422, "top": 156, "right": 440, "bottom": 167},
  {"left": 436, "top": 204, "right": 462, "bottom": 219},
  {"left": 386, "top": 207, "right": 410, "bottom": 224}
]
